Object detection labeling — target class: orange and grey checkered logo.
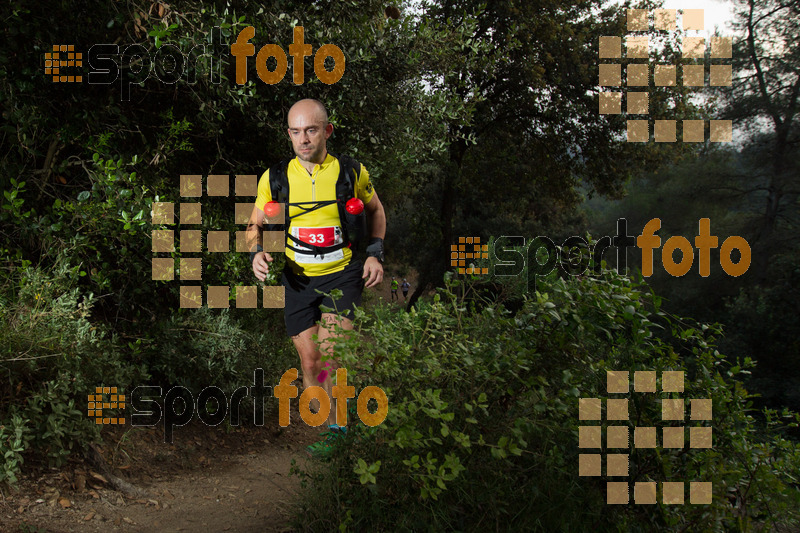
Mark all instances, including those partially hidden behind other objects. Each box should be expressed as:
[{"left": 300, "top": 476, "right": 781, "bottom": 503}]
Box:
[
  {"left": 150, "top": 174, "right": 285, "bottom": 308},
  {"left": 88, "top": 386, "right": 125, "bottom": 425},
  {"left": 450, "top": 237, "right": 488, "bottom": 275},
  {"left": 579, "top": 370, "right": 713, "bottom": 504},
  {"left": 45, "top": 45, "right": 83, "bottom": 83},
  {"left": 599, "top": 9, "right": 732, "bottom": 143}
]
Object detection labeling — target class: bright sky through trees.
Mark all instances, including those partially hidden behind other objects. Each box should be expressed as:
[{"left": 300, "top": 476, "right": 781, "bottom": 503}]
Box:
[{"left": 661, "top": 0, "right": 734, "bottom": 34}]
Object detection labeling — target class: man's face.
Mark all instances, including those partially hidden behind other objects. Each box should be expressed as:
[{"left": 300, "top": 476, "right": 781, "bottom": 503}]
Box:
[{"left": 287, "top": 105, "right": 332, "bottom": 165}]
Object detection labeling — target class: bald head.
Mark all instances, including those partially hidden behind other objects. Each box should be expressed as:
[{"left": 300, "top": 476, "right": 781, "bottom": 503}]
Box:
[
  {"left": 287, "top": 99, "right": 333, "bottom": 167},
  {"left": 288, "top": 99, "right": 328, "bottom": 128}
]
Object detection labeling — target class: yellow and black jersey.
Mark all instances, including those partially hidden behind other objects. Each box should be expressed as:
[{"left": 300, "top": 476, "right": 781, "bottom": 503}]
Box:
[{"left": 255, "top": 153, "right": 375, "bottom": 276}]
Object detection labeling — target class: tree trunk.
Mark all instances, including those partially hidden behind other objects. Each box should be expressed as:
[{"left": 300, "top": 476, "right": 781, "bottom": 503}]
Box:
[
  {"left": 405, "top": 138, "right": 468, "bottom": 310},
  {"left": 744, "top": 0, "right": 798, "bottom": 283}
]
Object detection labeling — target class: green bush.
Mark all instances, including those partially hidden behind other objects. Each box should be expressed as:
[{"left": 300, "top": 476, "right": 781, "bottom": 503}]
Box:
[
  {"left": 0, "top": 413, "right": 30, "bottom": 484},
  {"left": 0, "top": 252, "right": 295, "bottom": 481},
  {"left": 0, "top": 259, "right": 146, "bottom": 477},
  {"left": 290, "top": 267, "right": 800, "bottom": 532},
  {"left": 720, "top": 247, "right": 800, "bottom": 411},
  {"left": 138, "top": 305, "right": 295, "bottom": 394}
]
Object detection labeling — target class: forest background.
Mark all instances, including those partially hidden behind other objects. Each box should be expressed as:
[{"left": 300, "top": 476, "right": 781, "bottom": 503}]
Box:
[{"left": 1, "top": 0, "right": 799, "bottom": 530}]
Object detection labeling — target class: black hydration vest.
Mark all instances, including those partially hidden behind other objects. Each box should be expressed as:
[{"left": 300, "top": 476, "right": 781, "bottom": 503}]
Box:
[{"left": 266, "top": 153, "right": 368, "bottom": 257}]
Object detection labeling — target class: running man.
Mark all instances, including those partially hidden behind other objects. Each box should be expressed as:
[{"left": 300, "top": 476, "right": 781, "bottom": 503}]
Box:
[{"left": 246, "top": 99, "right": 386, "bottom": 454}]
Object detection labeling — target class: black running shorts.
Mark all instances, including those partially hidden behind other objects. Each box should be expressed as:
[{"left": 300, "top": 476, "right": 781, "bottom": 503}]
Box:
[{"left": 281, "top": 260, "right": 365, "bottom": 337}]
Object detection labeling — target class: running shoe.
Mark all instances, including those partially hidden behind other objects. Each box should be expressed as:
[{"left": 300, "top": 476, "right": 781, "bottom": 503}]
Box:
[{"left": 306, "top": 424, "right": 347, "bottom": 459}]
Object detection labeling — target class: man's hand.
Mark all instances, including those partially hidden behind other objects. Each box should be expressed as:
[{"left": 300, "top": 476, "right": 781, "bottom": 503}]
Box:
[
  {"left": 362, "top": 257, "right": 383, "bottom": 288},
  {"left": 252, "top": 252, "right": 274, "bottom": 281}
]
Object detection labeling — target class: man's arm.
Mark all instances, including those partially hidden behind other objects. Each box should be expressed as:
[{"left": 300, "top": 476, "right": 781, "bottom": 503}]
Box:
[
  {"left": 362, "top": 192, "right": 385, "bottom": 288},
  {"left": 245, "top": 205, "right": 264, "bottom": 253},
  {"left": 364, "top": 191, "right": 386, "bottom": 240},
  {"left": 246, "top": 205, "right": 274, "bottom": 281}
]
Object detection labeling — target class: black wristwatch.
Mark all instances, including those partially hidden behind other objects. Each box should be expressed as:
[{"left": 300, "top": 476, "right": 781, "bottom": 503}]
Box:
[{"left": 366, "top": 238, "right": 384, "bottom": 263}]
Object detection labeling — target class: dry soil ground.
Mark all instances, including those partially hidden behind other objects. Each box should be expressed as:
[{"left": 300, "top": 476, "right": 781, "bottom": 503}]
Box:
[
  {"left": 1, "top": 407, "right": 320, "bottom": 533},
  {"left": 2, "top": 269, "right": 420, "bottom": 533}
]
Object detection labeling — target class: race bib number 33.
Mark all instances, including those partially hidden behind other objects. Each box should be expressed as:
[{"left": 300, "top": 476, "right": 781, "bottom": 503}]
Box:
[
  {"left": 298, "top": 227, "right": 335, "bottom": 246},
  {"left": 291, "top": 226, "right": 344, "bottom": 264}
]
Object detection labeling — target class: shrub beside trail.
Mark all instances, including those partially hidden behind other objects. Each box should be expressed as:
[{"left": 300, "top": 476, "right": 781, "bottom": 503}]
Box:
[
  {"left": 291, "top": 270, "right": 800, "bottom": 532},
  {"left": 0, "top": 258, "right": 294, "bottom": 485}
]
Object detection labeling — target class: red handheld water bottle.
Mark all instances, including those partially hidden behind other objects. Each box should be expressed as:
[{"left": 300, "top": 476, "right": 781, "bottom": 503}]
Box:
[
  {"left": 263, "top": 201, "right": 281, "bottom": 218},
  {"left": 345, "top": 198, "right": 364, "bottom": 215}
]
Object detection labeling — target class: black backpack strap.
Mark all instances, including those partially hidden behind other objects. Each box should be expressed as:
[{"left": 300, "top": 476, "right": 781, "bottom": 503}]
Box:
[
  {"left": 268, "top": 158, "right": 292, "bottom": 203},
  {"left": 265, "top": 158, "right": 291, "bottom": 231},
  {"left": 330, "top": 153, "right": 363, "bottom": 248},
  {"left": 333, "top": 153, "right": 361, "bottom": 201}
]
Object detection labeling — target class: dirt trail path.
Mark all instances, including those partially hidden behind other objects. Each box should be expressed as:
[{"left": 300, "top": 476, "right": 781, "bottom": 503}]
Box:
[
  {"left": 2, "top": 412, "right": 320, "bottom": 533},
  {"left": 1, "top": 269, "right": 422, "bottom": 533}
]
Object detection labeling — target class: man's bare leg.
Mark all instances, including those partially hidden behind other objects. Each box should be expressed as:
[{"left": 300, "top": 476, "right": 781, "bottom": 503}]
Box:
[
  {"left": 291, "top": 314, "right": 353, "bottom": 426},
  {"left": 317, "top": 313, "right": 354, "bottom": 426},
  {"left": 291, "top": 325, "right": 322, "bottom": 415}
]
